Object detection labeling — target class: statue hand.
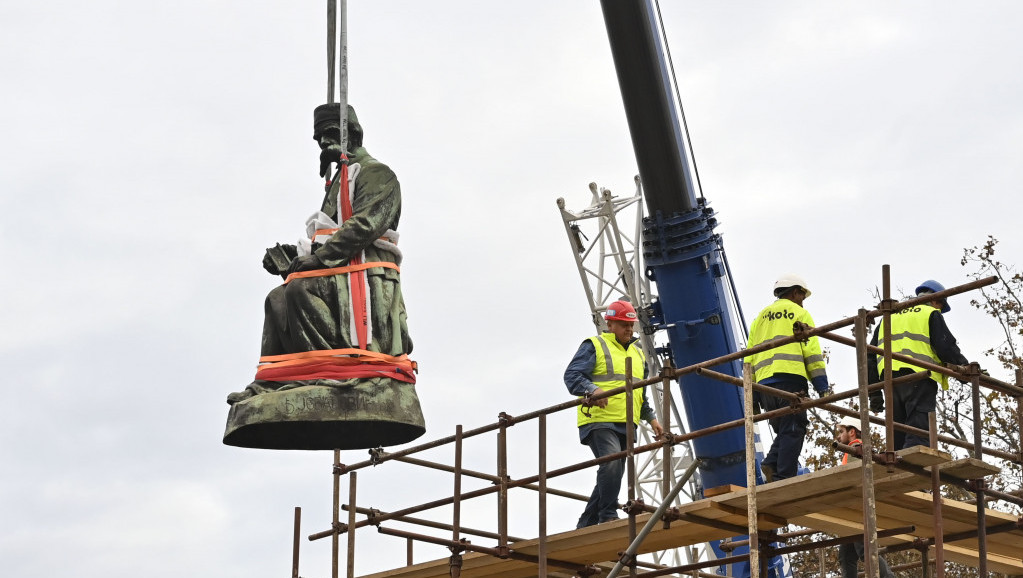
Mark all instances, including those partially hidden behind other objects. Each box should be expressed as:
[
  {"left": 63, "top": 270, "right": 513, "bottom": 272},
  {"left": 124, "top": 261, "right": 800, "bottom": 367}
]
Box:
[
  {"left": 319, "top": 145, "right": 345, "bottom": 178},
  {"left": 262, "top": 250, "right": 278, "bottom": 274},
  {"left": 286, "top": 254, "right": 324, "bottom": 276},
  {"left": 263, "top": 244, "right": 299, "bottom": 277}
]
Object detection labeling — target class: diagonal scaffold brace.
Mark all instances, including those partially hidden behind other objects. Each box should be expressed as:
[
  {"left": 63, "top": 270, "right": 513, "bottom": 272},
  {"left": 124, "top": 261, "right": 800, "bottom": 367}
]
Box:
[{"left": 606, "top": 458, "right": 704, "bottom": 578}]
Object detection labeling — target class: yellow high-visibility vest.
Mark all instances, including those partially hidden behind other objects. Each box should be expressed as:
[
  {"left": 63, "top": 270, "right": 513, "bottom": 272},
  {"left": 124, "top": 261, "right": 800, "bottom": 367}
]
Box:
[
  {"left": 877, "top": 304, "right": 948, "bottom": 389},
  {"left": 745, "top": 299, "right": 826, "bottom": 383},
  {"left": 577, "top": 333, "right": 645, "bottom": 426}
]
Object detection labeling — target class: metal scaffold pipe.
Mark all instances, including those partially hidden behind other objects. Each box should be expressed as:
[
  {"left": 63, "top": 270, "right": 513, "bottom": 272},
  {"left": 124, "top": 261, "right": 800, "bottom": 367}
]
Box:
[{"left": 606, "top": 459, "right": 703, "bottom": 578}]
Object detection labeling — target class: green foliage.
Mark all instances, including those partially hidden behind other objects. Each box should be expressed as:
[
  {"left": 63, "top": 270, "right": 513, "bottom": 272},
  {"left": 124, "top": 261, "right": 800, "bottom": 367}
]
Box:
[
  {"left": 957, "top": 236, "right": 1022, "bottom": 513},
  {"left": 962, "top": 236, "right": 1023, "bottom": 376}
]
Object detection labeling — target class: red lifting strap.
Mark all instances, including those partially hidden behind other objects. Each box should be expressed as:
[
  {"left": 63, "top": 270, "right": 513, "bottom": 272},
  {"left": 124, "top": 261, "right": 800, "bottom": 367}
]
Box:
[
  {"left": 256, "top": 360, "right": 416, "bottom": 383},
  {"left": 255, "top": 348, "right": 418, "bottom": 384},
  {"left": 336, "top": 157, "right": 371, "bottom": 350}
]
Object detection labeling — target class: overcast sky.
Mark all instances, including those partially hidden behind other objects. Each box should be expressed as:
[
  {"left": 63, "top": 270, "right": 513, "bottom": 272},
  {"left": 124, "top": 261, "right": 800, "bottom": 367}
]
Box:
[{"left": 3, "top": 2, "right": 1022, "bottom": 577}]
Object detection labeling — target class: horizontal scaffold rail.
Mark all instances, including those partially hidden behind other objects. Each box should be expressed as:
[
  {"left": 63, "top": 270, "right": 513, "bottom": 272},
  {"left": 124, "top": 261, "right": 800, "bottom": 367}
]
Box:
[{"left": 356, "top": 447, "right": 1022, "bottom": 577}]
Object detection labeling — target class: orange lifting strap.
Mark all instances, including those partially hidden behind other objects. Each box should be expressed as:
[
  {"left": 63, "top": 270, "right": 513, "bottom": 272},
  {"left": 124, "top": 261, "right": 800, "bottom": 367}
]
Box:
[
  {"left": 283, "top": 261, "right": 399, "bottom": 284},
  {"left": 256, "top": 348, "right": 417, "bottom": 384}
]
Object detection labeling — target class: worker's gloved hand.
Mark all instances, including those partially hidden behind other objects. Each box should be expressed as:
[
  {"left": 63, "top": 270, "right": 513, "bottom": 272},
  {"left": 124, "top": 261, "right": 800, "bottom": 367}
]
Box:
[
  {"left": 585, "top": 390, "right": 609, "bottom": 409},
  {"left": 319, "top": 144, "right": 346, "bottom": 178},
  {"left": 815, "top": 386, "right": 833, "bottom": 398},
  {"left": 285, "top": 254, "right": 324, "bottom": 276},
  {"left": 869, "top": 390, "right": 885, "bottom": 413}
]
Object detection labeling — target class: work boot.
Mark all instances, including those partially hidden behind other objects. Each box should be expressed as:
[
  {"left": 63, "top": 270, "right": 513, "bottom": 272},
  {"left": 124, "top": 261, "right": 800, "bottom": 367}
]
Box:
[{"left": 761, "top": 463, "right": 775, "bottom": 483}]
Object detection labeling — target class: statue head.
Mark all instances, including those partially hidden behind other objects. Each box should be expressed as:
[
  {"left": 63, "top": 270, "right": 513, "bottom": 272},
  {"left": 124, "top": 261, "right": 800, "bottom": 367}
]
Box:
[{"left": 313, "top": 104, "right": 364, "bottom": 152}]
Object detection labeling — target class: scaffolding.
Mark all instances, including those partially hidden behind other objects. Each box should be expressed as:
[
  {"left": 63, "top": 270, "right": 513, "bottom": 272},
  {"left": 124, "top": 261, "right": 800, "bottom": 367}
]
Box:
[{"left": 288, "top": 269, "right": 1023, "bottom": 578}]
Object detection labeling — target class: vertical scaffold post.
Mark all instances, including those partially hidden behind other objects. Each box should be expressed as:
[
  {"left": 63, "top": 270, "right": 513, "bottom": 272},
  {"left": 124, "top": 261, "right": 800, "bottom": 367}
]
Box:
[
  {"left": 538, "top": 413, "right": 548, "bottom": 577},
  {"left": 292, "top": 507, "right": 301, "bottom": 578},
  {"left": 661, "top": 364, "right": 673, "bottom": 531},
  {"left": 497, "top": 413, "right": 509, "bottom": 554},
  {"left": 970, "top": 365, "right": 984, "bottom": 459},
  {"left": 855, "top": 308, "right": 880, "bottom": 578},
  {"left": 346, "top": 471, "right": 357, "bottom": 578},
  {"left": 624, "top": 357, "right": 637, "bottom": 578},
  {"left": 970, "top": 364, "right": 988, "bottom": 577},
  {"left": 332, "top": 449, "right": 341, "bottom": 578},
  {"left": 975, "top": 476, "right": 988, "bottom": 578},
  {"left": 450, "top": 425, "right": 464, "bottom": 578},
  {"left": 453, "top": 425, "right": 463, "bottom": 543},
  {"left": 1017, "top": 368, "right": 1023, "bottom": 465},
  {"left": 928, "top": 411, "right": 944, "bottom": 578},
  {"left": 743, "top": 363, "right": 760, "bottom": 578},
  {"left": 881, "top": 265, "right": 895, "bottom": 452}
]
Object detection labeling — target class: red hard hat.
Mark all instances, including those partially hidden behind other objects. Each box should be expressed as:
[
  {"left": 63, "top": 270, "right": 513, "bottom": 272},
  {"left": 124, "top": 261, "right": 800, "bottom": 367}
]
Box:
[{"left": 604, "top": 300, "right": 638, "bottom": 322}]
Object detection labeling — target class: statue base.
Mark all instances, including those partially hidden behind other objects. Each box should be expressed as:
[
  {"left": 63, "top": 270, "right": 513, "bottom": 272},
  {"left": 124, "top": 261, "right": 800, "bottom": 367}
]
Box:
[{"left": 223, "top": 377, "right": 426, "bottom": 450}]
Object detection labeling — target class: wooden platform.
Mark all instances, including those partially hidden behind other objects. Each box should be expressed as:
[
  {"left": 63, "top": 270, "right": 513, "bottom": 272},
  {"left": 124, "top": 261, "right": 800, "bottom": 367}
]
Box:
[{"left": 360, "top": 447, "right": 1022, "bottom": 577}]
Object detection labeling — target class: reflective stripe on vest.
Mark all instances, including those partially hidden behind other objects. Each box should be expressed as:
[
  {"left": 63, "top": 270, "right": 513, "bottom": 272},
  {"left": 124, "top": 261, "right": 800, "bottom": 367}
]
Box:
[
  {"left": 745, "top": 299, "right": 827, "bottom": 383},
  {"left": 577, "top": 333, "right": 645, "bottom": 427},
  {"left": 876, "top": 304, "right": 948, "bottom": 389},
  {"left": 842, "top": 438, "right": 862, "bottom": 465}
]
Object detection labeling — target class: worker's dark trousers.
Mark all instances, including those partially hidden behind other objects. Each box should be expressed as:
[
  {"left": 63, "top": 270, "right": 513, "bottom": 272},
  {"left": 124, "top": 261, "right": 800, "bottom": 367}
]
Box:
[
  {"left": 576, "top": 428, "right": 627, "bottom": 528},
  {"left": 892, "top": 370, "right": 939, "bottom": 449},
  {"left": 760, "top": 381, "right": 809, "bottom": 480},
  {"left": 839, "top": 541, "right": 895, "bottom": 578}
]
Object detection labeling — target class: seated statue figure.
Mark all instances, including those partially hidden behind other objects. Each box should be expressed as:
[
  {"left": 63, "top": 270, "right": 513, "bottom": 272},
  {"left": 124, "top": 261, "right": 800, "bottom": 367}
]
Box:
[{"left": 223, "top": 104, "right": 425, "bottom": 450}]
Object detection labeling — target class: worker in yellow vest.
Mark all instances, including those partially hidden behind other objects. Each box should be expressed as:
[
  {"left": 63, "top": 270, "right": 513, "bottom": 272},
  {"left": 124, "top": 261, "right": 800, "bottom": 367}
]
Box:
[
  {"left": 565, "top": 300, "right": 663, "bottom": 528},
  {"left": 746, "top": 274, "right": 831, "bottom": 482},
  {"left": 868, "top": 280, "right": 971, "bottom": 449},
  {"left": 834, "top": 416, "right": 895, "bottom": 578}
]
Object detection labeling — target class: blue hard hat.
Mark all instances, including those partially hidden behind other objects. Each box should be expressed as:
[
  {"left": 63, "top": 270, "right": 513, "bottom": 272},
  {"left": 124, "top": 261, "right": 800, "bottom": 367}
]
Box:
[{"left": 915, "top": 280, "right": 950, "bottom": 313}]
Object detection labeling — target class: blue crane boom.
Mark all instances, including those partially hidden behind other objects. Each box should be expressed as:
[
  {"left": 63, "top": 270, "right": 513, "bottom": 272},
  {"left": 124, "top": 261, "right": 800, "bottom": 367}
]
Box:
[
  {"left": 599, "top": 0, "right": 747, "bottom": 496},
  {"left": 598, "top": 2, "right": 782, "bottom": 576}
]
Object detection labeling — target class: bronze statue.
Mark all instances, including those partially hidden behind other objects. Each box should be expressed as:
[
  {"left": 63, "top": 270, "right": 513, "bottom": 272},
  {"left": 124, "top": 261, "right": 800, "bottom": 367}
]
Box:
[{"left": 223, "top": 104, "right": 425, "bottom": 450}]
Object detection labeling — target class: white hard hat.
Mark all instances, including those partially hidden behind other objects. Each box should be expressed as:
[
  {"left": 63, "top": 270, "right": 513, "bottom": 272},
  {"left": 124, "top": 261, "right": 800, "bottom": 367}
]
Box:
[
  {"left": 773, "top": 273, "right": 811, "bottom": 298},
  {"left": 838, "top": 415, "right": 863, "bottom": 431}
]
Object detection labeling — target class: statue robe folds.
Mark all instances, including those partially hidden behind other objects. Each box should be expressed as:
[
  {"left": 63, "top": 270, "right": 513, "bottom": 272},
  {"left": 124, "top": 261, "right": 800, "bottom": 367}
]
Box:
[{"left": 224, "top": 146, "right": 426, "bottom": 450}]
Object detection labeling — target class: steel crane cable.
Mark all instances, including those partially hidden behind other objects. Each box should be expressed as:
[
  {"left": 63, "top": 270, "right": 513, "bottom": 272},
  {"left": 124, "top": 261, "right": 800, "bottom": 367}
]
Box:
[
  {"left": 654, "top": 0, "right": 751, "bottom": 338},
  {"left": 327, "top": 0, "right": 336, "bottom": 103},
  {"left": 654, "top": 0, "right": 705, "bottom": 201}
]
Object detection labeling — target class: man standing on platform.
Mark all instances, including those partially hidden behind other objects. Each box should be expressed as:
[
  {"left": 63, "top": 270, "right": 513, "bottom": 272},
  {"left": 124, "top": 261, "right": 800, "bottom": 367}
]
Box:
[
  {"left": 746, "top": 274, "right": 831, "bottom": 482},
  {"left": 867, "top": 280, "right": 971, "bottom": 449},
  {"left": 835, "top": 416, "right": 895, "bottom": 578},
  {"left": 565, "top": 300, "right": 663, "bottom": 528}
]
